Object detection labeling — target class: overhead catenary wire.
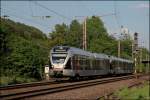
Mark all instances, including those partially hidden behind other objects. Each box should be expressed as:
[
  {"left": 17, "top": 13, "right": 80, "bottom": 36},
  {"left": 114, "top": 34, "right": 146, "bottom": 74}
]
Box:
[
  {"left": 2, "top": 10, "right": 48, "bottom": 50},
  {"left": 1, "top": 6, "right": 49, "bottom": 26},
  {"left": 113, "top": 1, "right": 121, "bottom": 32},
  {"left": 79, "top": 1, "right": 117, "bottom": 35},
  {"left": 80, "top": 1, "right": 94, "bottom": 16},
  {"left": 28, "top": 1, "right": 34, "bottom": 17},
  {"left": 33, "top": 1, "right": 72, "bottom": 21},
  {"left": 28, "top": 1, "right": 51, "bottom": 19},
  {"left": 1, "top": 8, "right": 50, "bottom": 31}
]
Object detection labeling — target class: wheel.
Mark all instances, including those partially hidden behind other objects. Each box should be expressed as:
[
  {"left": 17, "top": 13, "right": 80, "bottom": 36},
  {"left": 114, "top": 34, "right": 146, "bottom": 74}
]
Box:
[{"left": 75, "top": 74, "right": 80, "bottom": 81}]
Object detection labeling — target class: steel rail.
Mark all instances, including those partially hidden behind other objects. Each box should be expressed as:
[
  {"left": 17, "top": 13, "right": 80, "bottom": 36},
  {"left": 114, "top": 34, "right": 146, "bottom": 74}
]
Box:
[
  {"left": 0, "top": 81, "right": 55, "bottom": 90},
  {"left": 0, "top": 78, "right": 69, "bottom": 90},
  {"left": 1, "top": 75, "right": 136, "bottom": 100}
]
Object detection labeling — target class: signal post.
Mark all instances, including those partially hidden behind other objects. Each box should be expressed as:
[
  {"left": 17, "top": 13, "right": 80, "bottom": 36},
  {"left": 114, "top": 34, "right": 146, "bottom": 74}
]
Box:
[
  {"left": 133, "top": 32, "right": 139, "bottom": 78},
  {"left": 44, "top": 65, "right": 50, "bottom": 81}
]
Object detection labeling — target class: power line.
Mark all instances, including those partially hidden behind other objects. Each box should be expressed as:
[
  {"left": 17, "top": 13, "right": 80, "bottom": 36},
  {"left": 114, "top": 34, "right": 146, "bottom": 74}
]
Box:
[
  {"left": 1, "top": 7, "right": 49, "bottom": 26},
  {"left": 33, "top": 1, "right": 72, "bottom": 21},
  {"left": 1, "top": 8, "right": 50, "bottom": 30},
  {"left": 76, "top": 1, "right": 117, "bottom": 35},
  {"left": 29, "top": 1, "right": 51, "bottom": 19},
  {"left": 80, "top": 1, "right": 94, "bottom": 16},
  {"left": 98, "top": 13, "right": 116, "bottom": 17},
  {"left": 28, "top": 1, "right": 34, "bottom": 17},
  {"left": 113, "top": 1, "right": 121, "bottom": 31}
]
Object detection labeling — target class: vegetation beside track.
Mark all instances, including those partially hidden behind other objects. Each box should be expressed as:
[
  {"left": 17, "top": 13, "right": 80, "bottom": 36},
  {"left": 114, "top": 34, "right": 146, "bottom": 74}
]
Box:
[
  {"left": 115, "top": 82, "right": 150, "bottom": 100},
  {"left": 0, "top": 18, "right": 49, "bottom": 86}
]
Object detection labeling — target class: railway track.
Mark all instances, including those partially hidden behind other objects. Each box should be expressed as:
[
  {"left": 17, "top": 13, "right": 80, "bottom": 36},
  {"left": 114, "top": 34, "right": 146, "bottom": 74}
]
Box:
[
  {"left": 0, "top": 78, "right": 70, "bottom": 90},
  {"left": 0, "top": 74, "right": 139, "bottom": 100},
  {"left": 0, "top": 81, "right": 55, "bottom": 90}
]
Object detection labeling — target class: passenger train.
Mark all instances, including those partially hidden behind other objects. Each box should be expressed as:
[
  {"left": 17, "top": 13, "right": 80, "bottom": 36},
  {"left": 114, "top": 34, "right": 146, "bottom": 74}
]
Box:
[{"left": 49, "top": 46, "right": 134, "bottom": 79}]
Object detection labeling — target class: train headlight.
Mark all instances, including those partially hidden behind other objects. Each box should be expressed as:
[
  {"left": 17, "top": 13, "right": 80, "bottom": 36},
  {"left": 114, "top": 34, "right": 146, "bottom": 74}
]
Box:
[{"left": 51, "top": 65, "right": 54, "bottom": 68}]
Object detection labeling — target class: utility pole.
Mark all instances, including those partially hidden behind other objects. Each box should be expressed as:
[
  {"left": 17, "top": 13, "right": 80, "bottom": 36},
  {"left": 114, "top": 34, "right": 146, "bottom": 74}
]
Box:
[
  {"left": 75, "top": 16, "right": 87, "bottom": 50},
  {"left": 132, "top": 41, "right": 134, "bottom": 60},
  {"left": 118, "top": 40, "right": 120, "bottom": 58},
  {"left": 140, "top": 48, "right": 143, "bottom": 72},
  {"left": 146, "top": 54, "right": 149, "bottom": 73},
  {"left": 83, "top": 17, "right": 87, "bottom": 50},
  {"left": 118, "top": 25, "right": 124, "bottom": 58},
  {"left": 133, "top": 32, "right": 138, "bottom": 74},
  {"left": 76, "top": 13, "right": 116, "bottom": 51}
]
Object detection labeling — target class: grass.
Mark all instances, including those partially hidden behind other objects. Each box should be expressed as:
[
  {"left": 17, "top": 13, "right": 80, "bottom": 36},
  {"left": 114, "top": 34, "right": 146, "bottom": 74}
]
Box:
[
  {"left": 115, "top": 82, "right": 150, "bottom": 100},
  {"left": 0, "top": 76, "right": 37, "bottom": 86}
]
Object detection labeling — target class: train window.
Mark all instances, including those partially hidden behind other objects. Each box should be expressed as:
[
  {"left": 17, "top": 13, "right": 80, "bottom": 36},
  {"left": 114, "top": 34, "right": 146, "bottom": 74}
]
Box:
[
  {"left": 72, "top": 55, "right": 79, "bottom": 70},
  {"left": 95, "top": 60, "right": 97, "bottom": 69},
  {"left": 92, "top": 59, "right": 95, "bottom": 69},
  {"left": 65, "top": 58, "right": 71, "bottom": 69},
  {"left": 79, "top": 57, "right": 83, "bottom": 65},
  {"left": 48, "top": 59, "right": 52, "bottom": 69},
  {"left": 95, "top": 60, "right": 98, "bottom": 70},
  {"left": 72, "top": 56, "right": 75, "bottom": 65},
  {"left": 123, "top": 62, "right": 125, "bottom": 70},
  {"left": 89, "top": 59, "right": 91, "bottom": 69},
  {"left": 52, "top": 56, "right": 66, "bottom": 64},
  {"left": 127, "top": 63, "right": 128, "bottom": 70},
  {"left": 103, "top": 60, "right": 106, "bottom": 69},
  {"left": 105, "top": 60, "right": 108, "bottom": 69},
  {"left": 99, "top": 60, "right": 101, "bottom": 69},
  {"left": 98, "top": 60, "right": 101, "bottom": 70},
  {"left": 121, "top": 61, "right": 123, "bottom": 68},
  {"left": 92, "top": 60, "right": 94, "bottom": 68}
]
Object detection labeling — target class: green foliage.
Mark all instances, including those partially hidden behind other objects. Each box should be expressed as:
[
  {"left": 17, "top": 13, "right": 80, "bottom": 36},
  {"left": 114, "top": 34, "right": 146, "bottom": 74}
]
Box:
[
  {"left": 0, "top": 76, "right": 37, "bottom": 86},
  {"left": 49, "top": 16, "right": 123, "bottom": 57},
  {"left": 0, "top": 18, "right": 47, "bottom": 40},
  {"left": 115, "top": 82, "right": 150, "bottom": 100},
  {"left": 66, "top": 20, "right": 82, "bottom": 48},
  {"left": 0, "top": 18, "right": 49, "bottom": 86},
  {"left": 120, "top": 38, "right": 132, "bottom": 59}
]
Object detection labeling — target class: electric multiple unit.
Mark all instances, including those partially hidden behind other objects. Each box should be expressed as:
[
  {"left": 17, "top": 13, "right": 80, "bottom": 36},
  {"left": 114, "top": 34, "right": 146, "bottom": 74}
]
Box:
[{"left": 49, "top": 46, "right": 134, "bottom": 78}]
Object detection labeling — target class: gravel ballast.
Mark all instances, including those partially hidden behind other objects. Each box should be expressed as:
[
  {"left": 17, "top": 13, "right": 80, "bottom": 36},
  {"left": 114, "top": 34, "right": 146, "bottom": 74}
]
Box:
[{"left": 27, "top": 75, "right": 149, "bottom": 100}]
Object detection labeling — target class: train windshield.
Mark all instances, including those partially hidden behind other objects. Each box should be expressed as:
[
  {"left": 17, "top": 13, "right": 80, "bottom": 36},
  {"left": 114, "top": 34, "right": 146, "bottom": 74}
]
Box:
[{"left": 52, "top": 53, "right": 67, "bottom": 64}]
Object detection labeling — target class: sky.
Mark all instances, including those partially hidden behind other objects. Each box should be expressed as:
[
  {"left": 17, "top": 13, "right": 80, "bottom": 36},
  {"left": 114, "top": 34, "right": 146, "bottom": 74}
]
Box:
[{"left": 1, "top": 1, "right": 149, "bottom": 50}]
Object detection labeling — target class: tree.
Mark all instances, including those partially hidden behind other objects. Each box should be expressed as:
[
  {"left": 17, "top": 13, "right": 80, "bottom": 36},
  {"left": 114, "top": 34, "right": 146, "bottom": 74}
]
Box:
[
  {"left": 66, "top": 20, "right": 82, "bottom": 48},
  {"left": 0, "top": 18, "right": 50, "bottom": 85}
]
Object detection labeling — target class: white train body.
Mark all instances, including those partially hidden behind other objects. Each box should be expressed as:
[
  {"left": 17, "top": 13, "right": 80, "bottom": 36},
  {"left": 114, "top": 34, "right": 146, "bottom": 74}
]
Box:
[{"left": 49, "top": 46, "right": 134, "bottom": 78}]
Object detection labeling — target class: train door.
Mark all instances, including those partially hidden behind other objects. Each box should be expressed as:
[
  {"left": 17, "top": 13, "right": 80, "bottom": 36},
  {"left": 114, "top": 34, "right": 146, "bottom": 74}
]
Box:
[
  {"left": 72, "top": 55, "right": 80, "bottom": 75},
  {"left": 110, "top": 61, "right": 114, "bottom": 74}
]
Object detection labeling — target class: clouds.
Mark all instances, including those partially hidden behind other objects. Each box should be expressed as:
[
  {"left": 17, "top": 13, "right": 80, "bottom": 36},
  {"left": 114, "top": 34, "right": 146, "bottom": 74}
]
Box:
[{"left": 135, "top": 3, "right": 149, "bottom": 9}]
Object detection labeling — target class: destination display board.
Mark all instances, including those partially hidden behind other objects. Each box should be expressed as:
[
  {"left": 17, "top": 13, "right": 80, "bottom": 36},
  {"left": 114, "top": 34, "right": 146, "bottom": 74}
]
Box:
[
  {"left": 52, "top": 54, "right": 67, "bottom": 57},
  {"left": 53, "top": 46, "right": 69, "bottom": 52}
]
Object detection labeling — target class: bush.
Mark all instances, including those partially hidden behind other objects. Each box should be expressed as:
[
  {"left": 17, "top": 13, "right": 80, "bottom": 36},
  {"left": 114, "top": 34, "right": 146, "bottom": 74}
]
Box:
[
  {"left": 115, "top": 82, "right": 150, "bottom": 100},
  {"left": 0, "top": 76, "right": 37, "bottom": 86}
]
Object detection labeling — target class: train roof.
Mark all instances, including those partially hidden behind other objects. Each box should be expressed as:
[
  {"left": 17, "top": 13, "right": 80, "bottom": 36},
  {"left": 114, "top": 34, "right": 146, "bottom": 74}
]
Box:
[
  {"left": 51, "top": 46, "right": 133, "bottom": 62},
  {"left": 69, "top": 47, "right": 110, "bottom": 59},
  {"left": 110, "top": 56, "right": 133, "bottom": 63},
  {"left": 93, "top": 53, "right": 109, "bottom": 59},
  {"left": 51, "top": 46, "right": 109, "bottom": 59},
  {"left": 68, "top": 47, "right": 93, "bottom": 57}
]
